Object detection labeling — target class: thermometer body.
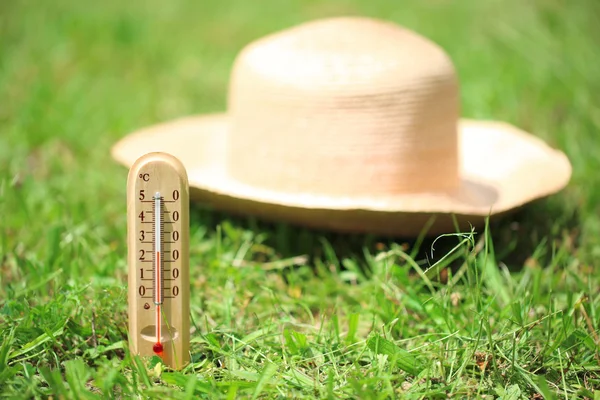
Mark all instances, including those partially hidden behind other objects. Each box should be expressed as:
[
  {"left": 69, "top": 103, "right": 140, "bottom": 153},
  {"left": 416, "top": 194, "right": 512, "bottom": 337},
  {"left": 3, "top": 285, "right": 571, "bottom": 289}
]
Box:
[{"left": 127, "top": 152, "right": 190, "bottom": 369}]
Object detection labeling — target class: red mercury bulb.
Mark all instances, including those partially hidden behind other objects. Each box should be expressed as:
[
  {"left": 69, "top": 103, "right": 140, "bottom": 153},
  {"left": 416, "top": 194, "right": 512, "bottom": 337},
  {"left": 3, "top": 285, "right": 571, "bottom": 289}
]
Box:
[{"left": 153, "top": 342, "right": 164, "bottom": 355}]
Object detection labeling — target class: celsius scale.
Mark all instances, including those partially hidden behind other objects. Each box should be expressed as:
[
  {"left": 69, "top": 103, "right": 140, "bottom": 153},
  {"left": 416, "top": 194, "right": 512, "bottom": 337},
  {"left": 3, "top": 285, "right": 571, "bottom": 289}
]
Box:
[{"left": 126, "top": 152, "right": 190, "bottom": 370}]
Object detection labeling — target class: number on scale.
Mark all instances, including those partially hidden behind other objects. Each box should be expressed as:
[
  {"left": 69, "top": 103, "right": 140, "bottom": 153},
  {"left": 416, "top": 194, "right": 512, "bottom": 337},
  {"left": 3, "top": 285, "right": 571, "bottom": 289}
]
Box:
[{"left": 135, "top": 174, "right": 183, "bottom": 299}]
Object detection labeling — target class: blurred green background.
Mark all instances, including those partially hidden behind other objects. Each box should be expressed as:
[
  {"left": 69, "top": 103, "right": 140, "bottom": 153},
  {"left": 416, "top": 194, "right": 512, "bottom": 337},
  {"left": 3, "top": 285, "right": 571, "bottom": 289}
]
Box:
[{"left": 2, "top": 0, "right": 598, "bottom": 250}]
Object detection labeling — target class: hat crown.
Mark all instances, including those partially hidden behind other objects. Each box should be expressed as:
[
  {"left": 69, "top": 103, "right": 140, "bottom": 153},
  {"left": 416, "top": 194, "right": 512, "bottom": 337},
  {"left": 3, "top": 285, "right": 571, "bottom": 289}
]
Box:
[{"left": 226, "top": 17, "right": 460, "bottom": 196}]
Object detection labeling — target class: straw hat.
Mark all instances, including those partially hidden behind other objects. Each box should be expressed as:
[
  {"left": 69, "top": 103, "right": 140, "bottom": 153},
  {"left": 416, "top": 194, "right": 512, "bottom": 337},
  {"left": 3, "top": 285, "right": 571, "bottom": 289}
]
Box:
[{"left": 111, "top": 17, "right": 571, "bottom": 236}]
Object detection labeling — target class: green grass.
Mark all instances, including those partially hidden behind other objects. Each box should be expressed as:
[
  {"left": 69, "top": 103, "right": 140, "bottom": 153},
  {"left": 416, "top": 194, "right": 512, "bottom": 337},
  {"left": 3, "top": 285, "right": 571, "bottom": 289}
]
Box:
[{"left": 1, "top": 0, "right": 599, "bottom": 398}]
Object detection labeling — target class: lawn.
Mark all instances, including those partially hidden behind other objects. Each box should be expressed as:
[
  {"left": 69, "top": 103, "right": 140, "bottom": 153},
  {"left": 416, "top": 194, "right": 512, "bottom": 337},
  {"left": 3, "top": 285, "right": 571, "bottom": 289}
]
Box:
[{"left": 1, "top": 0, "right": 599, "bottom": 398}]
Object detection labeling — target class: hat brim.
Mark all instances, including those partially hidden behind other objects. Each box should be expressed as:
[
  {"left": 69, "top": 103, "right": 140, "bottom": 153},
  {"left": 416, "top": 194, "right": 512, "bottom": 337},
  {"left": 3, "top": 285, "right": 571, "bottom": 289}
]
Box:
[{"left": 111, "top": 114, "right": 571, "bottom": 236}]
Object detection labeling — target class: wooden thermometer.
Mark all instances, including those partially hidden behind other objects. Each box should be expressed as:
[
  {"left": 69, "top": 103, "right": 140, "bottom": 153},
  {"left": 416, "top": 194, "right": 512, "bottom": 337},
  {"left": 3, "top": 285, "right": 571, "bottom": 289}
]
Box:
[{"left": 127, "top": 152, "right": 190, "bottom": 370}]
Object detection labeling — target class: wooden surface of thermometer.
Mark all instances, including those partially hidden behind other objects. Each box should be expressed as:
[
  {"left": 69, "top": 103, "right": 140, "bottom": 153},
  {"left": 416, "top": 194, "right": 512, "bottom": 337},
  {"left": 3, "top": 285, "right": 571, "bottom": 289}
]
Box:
[{"left": 127, "top": 152, "right": 190, "bottom": 370}]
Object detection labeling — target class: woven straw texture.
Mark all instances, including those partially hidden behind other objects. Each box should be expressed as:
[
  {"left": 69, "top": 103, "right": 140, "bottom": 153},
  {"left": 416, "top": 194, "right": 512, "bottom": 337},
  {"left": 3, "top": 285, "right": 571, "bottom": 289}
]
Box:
[{"left": 111, "top": 16, "right": 571, "bottom": 236}]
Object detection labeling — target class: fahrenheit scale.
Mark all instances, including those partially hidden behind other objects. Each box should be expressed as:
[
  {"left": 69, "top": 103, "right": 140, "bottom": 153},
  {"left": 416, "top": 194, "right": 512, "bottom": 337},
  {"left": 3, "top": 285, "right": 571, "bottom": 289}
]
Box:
[{"left": 127, "top": 152, "right": 190, "bottom": 370}]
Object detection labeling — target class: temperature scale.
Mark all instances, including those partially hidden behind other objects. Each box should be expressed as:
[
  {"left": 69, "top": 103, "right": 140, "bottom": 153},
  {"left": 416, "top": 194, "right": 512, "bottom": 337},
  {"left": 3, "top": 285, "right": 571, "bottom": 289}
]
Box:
[{"left": 127, "top": 152, "right": 190, "bottom": 370}]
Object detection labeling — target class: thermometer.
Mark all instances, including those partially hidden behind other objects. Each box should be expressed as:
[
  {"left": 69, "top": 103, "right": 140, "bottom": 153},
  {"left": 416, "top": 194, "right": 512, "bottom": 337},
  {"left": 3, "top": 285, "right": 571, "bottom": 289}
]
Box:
[{"left": 127, "top": 152, "right": 190, "bottom": 370}]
